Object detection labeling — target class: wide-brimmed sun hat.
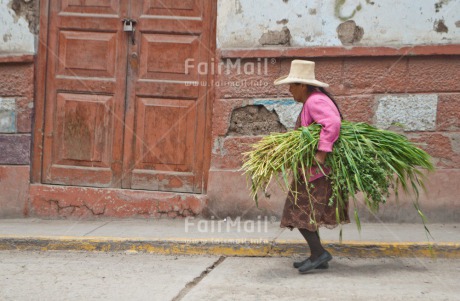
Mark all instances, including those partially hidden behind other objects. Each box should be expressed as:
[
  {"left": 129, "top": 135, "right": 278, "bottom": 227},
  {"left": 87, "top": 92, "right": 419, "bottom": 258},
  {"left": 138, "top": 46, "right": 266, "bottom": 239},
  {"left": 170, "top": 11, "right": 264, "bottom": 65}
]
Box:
[{"left": 274, "top": 60, "right": 329, "bottom": 87}]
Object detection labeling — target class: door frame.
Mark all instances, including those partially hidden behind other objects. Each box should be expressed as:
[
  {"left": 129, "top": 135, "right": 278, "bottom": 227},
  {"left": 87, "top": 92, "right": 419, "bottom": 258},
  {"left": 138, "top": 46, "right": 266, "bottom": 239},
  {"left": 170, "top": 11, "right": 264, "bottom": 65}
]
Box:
[{"left": 31, "top": 0, "right": 217, "bottom": 194}]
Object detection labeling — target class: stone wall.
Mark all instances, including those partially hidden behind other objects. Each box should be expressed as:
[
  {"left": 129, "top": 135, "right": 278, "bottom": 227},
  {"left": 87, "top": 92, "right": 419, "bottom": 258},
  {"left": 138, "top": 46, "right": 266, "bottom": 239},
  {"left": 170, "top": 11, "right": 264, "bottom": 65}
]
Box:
[
  {"left": 208, "top": 0, "right": 460, "bottom": 222},
  {"left": 0, "top": 0, "right": 37, "bottom": 217},
  {"left": 0, "top": 61, "right": 35, "bottom": 217},
  {"left": 206, "top": 55, "right": 460, "bottom": 222}
]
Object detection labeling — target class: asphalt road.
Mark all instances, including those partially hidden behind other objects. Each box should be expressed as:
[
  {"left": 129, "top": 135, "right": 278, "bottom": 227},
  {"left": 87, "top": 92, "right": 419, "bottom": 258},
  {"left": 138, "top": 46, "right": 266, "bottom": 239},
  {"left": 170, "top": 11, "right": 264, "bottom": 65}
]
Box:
[{"left": 1, "top": 251, "right": 458, "bottom": 301}]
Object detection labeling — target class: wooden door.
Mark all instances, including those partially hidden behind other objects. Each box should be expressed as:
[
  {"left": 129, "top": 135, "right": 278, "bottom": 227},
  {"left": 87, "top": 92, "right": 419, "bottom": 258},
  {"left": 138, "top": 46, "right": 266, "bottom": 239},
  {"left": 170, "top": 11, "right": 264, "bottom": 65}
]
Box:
[
  {"left": 41, "top": 0, "right": 213, "bottom": 193},
  {"left": 42, "top": 0, "right": 129, "bottom": 187},
  {"left": 122, "top": 1, "right": 213, "bottom": 193}
]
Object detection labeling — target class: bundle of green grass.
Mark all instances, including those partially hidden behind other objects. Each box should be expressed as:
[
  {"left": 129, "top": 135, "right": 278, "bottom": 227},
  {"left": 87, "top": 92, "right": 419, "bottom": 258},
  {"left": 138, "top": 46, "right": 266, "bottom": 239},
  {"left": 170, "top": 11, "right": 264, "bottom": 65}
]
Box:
[{"left": 242, "top": 121, "right": 434, "bottom": 230}]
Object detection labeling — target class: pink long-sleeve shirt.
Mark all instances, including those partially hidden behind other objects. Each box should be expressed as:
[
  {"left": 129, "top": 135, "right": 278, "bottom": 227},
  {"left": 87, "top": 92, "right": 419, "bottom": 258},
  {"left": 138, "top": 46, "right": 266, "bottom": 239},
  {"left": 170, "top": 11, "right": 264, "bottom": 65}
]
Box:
[{"left": 299, "top": 91, "right": 341, "bottom": 182}]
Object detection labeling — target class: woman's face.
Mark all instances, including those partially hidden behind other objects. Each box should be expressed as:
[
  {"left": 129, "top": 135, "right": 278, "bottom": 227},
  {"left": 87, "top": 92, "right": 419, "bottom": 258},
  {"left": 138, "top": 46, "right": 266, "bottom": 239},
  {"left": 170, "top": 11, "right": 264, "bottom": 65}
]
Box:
[{"left": 289, "top": 83, "right": 307, "bottom": 103}]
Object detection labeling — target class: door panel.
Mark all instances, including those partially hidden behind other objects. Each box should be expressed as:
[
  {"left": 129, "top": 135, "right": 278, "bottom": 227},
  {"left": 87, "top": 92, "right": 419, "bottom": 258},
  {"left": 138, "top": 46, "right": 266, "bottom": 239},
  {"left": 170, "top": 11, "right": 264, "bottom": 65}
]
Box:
[
  {"left": 142, "top": 0, "right": 201, "bottom": 17},
  {"left": 130, "top": 97, "right": 197, "bottom": 191},
  {"left": 57, "top": 31, "right": 118, "bottom": 78},
  {"left": 123, "top": 0, "right": 212, "bottom": 192},
  {"left": 61, "top": 0, "right": 119, "bottom": 14},
  {"left": 139, "top": 34, "right": 200, "bottom": 80},
  {"left": 137, "top": 98, "right": 196, "bottom": 168},
  {"left": 56, "top": 93, "right": 113, "bottom": 166},
  {"left": 42, "top": 0, "right": 128, "bottom": 187}
]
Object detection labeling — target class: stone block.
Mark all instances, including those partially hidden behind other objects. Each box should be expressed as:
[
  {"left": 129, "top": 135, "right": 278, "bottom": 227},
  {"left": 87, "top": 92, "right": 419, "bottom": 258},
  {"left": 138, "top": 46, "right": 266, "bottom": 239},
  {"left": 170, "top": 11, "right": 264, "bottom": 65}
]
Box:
[
  {"left": 0, "top": 165, "right": 30, "bottom": 217},
  {"left": 0, "top": 98, "right": 16, "bottom": 133},
  {"left": 437, "top": 93, "right": 460, "bottom": 131},
  {"left": 335, "top": 95, "right": 376, "bottom": 123},
  {"left": 16, "top": 97, "right": 33, "bottom": 133},
  {"left": 342, "top": 57, "right": 409, "bottom": 95},
  {"left": 0, "top": 63, "right": 34, "bottom": 98},
  {"left": 216, "top": 58, "right": 281, "bottom": 99},
  {"left": 312, "top": 58, "right": 345, "bottom": 96},
  {"left": 408, "top": 132, "right": 460, "bottom": 169},
  {"left": 0, "top": 134, "right": 30, "bottom": 164},
  {"left": 375, "top": 94, "right": 437, "bottom": 131},
  {"left": 408, "top": 56, "right": 460, "bottom": 93}
]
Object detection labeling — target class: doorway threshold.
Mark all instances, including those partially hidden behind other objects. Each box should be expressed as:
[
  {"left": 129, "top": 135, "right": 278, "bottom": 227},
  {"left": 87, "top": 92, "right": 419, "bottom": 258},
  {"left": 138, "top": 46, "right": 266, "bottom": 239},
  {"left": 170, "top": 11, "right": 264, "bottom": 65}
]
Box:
[{"left": 29, "top": 184, "right": 207, "bottom": 219}]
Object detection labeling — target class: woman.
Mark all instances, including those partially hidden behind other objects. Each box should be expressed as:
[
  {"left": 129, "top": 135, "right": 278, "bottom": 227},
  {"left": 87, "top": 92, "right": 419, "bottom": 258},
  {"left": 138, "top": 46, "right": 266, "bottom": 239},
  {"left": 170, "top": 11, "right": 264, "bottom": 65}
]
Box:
[{"left": 274, "top": 60, "right": 350, "bottom": 274}]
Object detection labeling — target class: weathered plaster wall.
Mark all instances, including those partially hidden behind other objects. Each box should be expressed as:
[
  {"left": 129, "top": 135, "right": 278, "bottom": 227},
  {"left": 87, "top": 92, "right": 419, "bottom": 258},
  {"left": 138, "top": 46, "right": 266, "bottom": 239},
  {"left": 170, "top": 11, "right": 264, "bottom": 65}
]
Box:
[
  {"left": 0, "top": 0, "right": 37, "bottom": 54},
  {"left": 217, "top": 0, "right": 460, "bottom": 48}
]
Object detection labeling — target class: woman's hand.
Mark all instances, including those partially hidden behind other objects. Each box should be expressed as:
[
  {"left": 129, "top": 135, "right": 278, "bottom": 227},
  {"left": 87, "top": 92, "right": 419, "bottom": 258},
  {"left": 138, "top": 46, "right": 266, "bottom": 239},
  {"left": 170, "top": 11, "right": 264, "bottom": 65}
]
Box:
[{"left": 314, "top": 150, "right": 327, "bottom": 165}]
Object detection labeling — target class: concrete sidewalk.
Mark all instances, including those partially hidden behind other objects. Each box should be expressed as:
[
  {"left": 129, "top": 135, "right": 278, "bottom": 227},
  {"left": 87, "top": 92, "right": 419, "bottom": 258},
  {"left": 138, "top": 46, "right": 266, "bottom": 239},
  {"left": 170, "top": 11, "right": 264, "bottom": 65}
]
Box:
[{"left": 0, "top": 218, "right": 459, "bottom": 258}]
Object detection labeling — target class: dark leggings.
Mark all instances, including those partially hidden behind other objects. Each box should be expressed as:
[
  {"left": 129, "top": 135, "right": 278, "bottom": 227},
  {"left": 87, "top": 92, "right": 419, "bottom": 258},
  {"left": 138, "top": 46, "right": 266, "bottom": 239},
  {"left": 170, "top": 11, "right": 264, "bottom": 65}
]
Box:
[{"left": 299, "top": 228, "right": 325, "bottom": 260}]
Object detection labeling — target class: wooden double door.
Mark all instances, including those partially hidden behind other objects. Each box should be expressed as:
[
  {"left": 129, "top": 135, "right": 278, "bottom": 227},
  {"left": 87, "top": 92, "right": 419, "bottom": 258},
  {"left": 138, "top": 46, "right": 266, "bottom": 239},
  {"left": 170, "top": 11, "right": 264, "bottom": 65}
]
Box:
[{"left": 41, "top": 0, "right": 214, "bottom": 193}]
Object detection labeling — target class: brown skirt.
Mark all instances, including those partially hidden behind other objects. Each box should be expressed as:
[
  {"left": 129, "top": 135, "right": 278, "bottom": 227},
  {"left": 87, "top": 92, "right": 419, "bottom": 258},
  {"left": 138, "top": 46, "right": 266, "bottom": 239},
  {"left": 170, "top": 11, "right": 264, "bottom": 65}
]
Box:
[{"left": 280, "top": 176, "right": 350, "bottom": 231}]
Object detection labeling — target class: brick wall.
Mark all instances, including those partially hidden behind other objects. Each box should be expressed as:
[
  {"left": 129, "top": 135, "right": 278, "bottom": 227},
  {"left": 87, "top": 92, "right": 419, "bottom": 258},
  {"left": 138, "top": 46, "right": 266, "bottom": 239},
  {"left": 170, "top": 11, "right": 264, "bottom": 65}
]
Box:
[
  {"left": 206, "top": 55, "right": 460, "bottom": 222},
  {"left": 0, "top": 60, "right": 35, "bottom": 217}
]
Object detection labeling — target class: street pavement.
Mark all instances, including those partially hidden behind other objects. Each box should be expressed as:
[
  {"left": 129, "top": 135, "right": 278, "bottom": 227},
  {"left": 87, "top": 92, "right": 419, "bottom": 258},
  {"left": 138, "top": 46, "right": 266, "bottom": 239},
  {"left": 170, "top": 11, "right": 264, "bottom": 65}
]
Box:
[
  {"left": 0, "top": 218, "right": 459, "bottom": 258},
  {"left": 1, "top": 218, "right": 459, "bottom": 243},
  {"left": 1, "top": 218, "right": 459, "bottom": 300},
  {"left": 1, "top": 250, "right": 459, "bottom": 301}
]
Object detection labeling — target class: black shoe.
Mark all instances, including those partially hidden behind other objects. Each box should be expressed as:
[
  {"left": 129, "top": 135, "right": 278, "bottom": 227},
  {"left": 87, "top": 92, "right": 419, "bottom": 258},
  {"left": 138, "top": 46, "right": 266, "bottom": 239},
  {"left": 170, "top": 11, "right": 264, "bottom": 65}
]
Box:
[
  {"left": 298, "top": 251, "right": 332, "bottom": 274},
  {"left": 293, "top": 258, "right": 329, "bottom": 269}
]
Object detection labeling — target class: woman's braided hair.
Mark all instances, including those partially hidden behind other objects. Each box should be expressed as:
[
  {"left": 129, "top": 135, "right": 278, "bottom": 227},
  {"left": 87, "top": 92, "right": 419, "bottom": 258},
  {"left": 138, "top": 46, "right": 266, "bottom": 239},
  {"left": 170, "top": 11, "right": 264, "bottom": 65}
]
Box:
[{"left": 306, "top": 85, "right": 343, "bottom": 120}]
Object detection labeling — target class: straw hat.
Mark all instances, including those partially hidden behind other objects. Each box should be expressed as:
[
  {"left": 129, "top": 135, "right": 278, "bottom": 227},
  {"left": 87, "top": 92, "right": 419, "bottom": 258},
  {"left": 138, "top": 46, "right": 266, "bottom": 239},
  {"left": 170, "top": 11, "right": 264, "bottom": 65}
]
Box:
[{"left": 274, "top": 60, "right": 329, "bottom": 87}]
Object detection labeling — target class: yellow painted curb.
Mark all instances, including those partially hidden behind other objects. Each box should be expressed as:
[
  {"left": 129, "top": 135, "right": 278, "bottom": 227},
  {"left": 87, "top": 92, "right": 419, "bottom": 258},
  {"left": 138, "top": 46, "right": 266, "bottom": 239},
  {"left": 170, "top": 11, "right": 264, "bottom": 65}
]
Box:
[{"left": 0, "top": 236, "right": 458, "bottom": 258}]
